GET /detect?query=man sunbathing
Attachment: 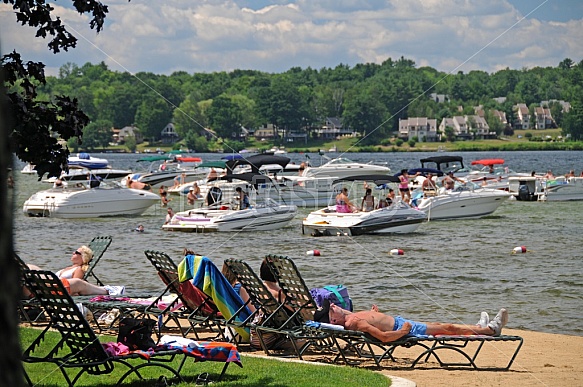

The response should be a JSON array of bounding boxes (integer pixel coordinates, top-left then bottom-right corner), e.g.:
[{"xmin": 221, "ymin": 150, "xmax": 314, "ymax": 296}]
[{"xmin": 316, "ymin": 300, "xmax": 508, "ymax": 343}]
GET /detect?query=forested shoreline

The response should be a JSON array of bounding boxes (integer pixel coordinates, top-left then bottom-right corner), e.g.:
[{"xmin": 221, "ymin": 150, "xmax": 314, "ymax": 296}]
[{"xmin": 35, "ymin": 57, "xmax": 583, "ymax": 152}]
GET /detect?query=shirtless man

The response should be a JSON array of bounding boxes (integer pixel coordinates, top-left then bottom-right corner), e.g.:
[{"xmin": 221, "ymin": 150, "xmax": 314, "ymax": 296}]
[{"xmin": 321, "ymin": 301, "xmax": 508, "ymax": 343}]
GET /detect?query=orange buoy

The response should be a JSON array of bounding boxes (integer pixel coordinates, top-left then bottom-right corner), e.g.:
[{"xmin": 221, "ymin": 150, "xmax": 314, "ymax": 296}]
[
  {"xmin": 389, "ymin": 249, "xmax": 404, "ymax": 256},
  {"xmin": 512, "ymin": 246, "xmax": 528, "ymax": 254},
  {"xmin": 306, "ymin": 249, "xmax": 321, "ymax": 256}
]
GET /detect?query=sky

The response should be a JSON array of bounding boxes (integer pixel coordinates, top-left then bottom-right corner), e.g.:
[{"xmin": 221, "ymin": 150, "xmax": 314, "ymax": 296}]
[{"xmin": 1, "ymin": 0, "xmax": 582, "ymax": 77}]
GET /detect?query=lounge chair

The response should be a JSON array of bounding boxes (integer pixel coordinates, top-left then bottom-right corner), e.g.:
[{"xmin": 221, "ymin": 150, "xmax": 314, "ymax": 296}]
[
  {"xmin": 266, "ymin": 254, "xmax": 524, "ymax": 370},
  {"xmin": 144, "ymin": 250, "xmax": 226, "ymax": 339},
  {"xmin": 223, "ymin": 258, "xmax": 329, "ymax": 357},
  {"xmin": 15, "ymin": 252, "xmax": 47, "ymax": 325},
  {"xmin": 21, "ymin": 269, "xmax": 242, "ymax": 386},
  {"xmin": 84, "ymin": 235, "xmax": 113, "ymax": 286}
]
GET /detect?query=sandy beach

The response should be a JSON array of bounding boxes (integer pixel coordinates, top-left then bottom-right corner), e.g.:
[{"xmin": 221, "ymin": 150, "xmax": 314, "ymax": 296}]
[{"xmin": 372, "ymin": 328, "xmax": 583, "ymax": 386}]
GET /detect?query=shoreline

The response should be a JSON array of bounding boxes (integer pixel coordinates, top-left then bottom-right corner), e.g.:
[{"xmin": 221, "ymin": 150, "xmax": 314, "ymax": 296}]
[{"xmin": 375, "ymin": 328, "xmax": 583, "ymax": 386}]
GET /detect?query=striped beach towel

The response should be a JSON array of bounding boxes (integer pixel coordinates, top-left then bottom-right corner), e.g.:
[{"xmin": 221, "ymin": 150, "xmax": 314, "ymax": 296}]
[{"xmin": 178, "ymin": 255, "xmax": 251, "ymax": 341}]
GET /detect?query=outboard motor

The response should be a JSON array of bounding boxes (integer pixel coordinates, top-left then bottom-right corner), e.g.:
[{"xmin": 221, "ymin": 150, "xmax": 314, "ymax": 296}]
[{"xmin": 518, "ymin": 184, "xmax": 531, "ymax": 201}]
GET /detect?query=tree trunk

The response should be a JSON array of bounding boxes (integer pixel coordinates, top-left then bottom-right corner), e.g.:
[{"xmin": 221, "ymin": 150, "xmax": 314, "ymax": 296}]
[{"xmin": 0, "ymin": 61, "xmax": 25, "ymax": 386}]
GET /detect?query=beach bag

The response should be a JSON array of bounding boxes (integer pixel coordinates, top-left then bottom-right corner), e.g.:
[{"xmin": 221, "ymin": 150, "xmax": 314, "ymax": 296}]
[
  {"xmin": 310, "ymin": 285, "xmax": 353, "ymax": 311},
  {"xmin": 117, "ymin": 317, "xmax": 157, "ymax": 351}
]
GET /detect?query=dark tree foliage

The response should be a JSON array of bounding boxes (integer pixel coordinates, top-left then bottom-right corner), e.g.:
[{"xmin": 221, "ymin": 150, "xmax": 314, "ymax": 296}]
[
  {"xmin": 3, "ymin": 51, "xmax": 89, "ymax": 178},
  {"xmin": 1, "ymin": 2, "xmax": 124, "ymax": 385},
  {"xmin": 2, "ymin": 0, "xmax": 130, "ymax": 178}
]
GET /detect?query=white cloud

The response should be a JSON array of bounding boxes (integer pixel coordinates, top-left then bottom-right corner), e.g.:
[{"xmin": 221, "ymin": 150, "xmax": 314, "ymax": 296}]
[{"xmin": 1, "ymin": 0, "xmax": 581, "ymax": 76}]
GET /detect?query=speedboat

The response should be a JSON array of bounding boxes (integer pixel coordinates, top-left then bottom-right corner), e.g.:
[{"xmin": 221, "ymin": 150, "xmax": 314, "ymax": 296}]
[
  {"xmin": 465, "ymin": 159, "xmax": 530, "ymax": 190},
  {"xmin": 162, "ymin": 198, "xmax": 297, "ymax": 232},
  {"xmin": 302, "ymin": 201, "xmax": 426, "ymax": 236},
  {"xmin": 21, "ymin": 163, "xmax": 37, "ymax": 174},
  {"xmin": 68, "ymin": 153, "xmax": 109, "ymax": 169},
  {"xmin": 22, "ymin": 181, "xmax": 159, "ymax": 218},
  {"xmin": 542, "ymin": 177, "xmax": 583, "ymax": 201},
  {"xmin": 43, "ymin": 167, "xmax": 132, "ymax": 183},
  {"xmin": 301, "ymin": 175, "xmax": 427, "ymax": 236},
  {"xmin": 197, "ymin": 154, "xmax": 336, "ymax": 208},
  {"xmin": 301, "ymin": 157, "xmax": 391, "ymax": 178},
  {"xmin": 508, "ymin": 176, "xmax": 583, "ymax": 201},
  {"xmin": 412, "ymin": 181, "xmax": 511, "ymax": 220},
  {"xmin": 128, "ymin": 155, "xmax": 206, "ymax": 187}
]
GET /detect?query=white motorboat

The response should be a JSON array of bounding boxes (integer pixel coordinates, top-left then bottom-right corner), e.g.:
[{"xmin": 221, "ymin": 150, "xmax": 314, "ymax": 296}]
[
  {"xmin": 301, "ymin": 175, "xmax": 427, "ymax": 236},
  {"xmin": 22, "ymin": 181, "xmax": 159, "ymax": 218},
  {"xmin": 302, "ymin": 201, "xmax": 426, "ymax": 236},
  {"xmin": 412, "ymin": 182, "xmax": 511, "ymax": 220},
  {"xmin": 508, "ymin": 176, "xmax": 583, "ymax": 201},
  {"xmin": 195, "ymin": 155, "xmax": 337, "ymax": 208},
  {"xmin": 542, "ymin": 177, "xmax": 583, "ymax": 201},
  {"xmin": 68, "ymin": 153, "xmax": 109, "ymax": 169},
  {"xmin": 301, "ymin": 157, "xmax": 391, "ymax": 178},
  {"xmin": 128, "ymin": 155, "xmax": 207, "ymax": 187},
  {"xmin": 201, "ymin": 171, "xmax": 338, "ymax": 208},
  {"xmin": 21, "ymin": 163, "xmax": 37, "ymax": 174},
  {"xmin": 43, "ymin": 167, "xmax": 132, "ymax": 183},
  {"xmin": 162, "ymin": 198, "xmax": 297, "ymax": 232}
]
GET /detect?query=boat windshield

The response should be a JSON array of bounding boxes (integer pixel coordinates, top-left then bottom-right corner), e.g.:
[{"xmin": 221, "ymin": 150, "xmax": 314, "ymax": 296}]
[{"xmin": 323, "ymin": 157, "xmax": 355, "ymax": 166}]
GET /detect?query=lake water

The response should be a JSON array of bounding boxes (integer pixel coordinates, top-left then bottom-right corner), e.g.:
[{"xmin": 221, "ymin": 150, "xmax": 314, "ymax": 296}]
[{"xmin": 11, "ymin": 151, "xmax": 583, "ymax": 336}]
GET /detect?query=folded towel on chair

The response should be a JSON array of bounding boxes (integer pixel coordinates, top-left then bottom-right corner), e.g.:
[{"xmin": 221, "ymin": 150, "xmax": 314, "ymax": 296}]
[{"xmin": 179, "ymin": 255, "xmax": 251, "ymax": 341}]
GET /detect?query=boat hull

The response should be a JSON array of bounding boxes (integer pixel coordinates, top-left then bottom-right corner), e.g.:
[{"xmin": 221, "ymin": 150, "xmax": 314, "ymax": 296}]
[
  {"xmin": 416, "ymin": 190, "xmax": 510, "ymax": 220},
  {"xmin": 302, "ymin": 205, "xmax": 426, "ymax": 236},
  {"xmin": 23, "ymin": 187, "xmax": 159, "ymax": 218},
  {"xmin": 134, "ymin": 170, "xmax": 208, "ymax": 188},
  {"xmin": 543, "ymin": 178, "xmax": 583, "ymax": 201},
  {"xmin": 163, "ymin": 204, "xmax": 297, "ymax": 232}
]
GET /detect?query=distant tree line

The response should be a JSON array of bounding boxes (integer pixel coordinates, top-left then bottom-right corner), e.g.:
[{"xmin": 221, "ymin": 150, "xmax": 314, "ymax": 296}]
[{"xmin": 34, "ymin": 57, "xmax": 583, "ymax": 150}]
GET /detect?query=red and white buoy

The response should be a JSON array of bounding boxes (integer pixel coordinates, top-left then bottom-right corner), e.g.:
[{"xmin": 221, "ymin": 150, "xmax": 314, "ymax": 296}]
[
  {"xmin": 389, "ymin": 249, "xmax": 405, "ymax": 256},
  {"xmin": 512, "ymin": 246, "xmax": 528, "ymax": 254},
  {"xmin": 306, "ymin": 249, "xmax": 321, "ymax": 256}
]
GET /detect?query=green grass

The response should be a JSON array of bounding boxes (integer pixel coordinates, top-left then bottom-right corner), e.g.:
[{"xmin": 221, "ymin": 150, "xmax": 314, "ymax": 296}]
[{"xmin": 20, "ymin": 327, "xmax": 390, "ymax": 386}]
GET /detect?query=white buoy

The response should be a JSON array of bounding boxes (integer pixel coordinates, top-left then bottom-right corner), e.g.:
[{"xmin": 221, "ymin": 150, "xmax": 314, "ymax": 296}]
[
  {"xmin": 306, "ymin": 249, "xmax": 321, "ymax": 256},
  {"xmin": 512, "ymin": 246, "xmax": 528, "ymax": 254},
  {"xmin": 389, "ymin": 249, "xmax": 404, "ymax": 256}
]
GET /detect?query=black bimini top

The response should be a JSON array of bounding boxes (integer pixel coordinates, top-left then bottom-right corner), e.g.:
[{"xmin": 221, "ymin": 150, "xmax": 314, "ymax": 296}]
[
  {"xmin": 420, "ymin": 156, "xmax": 464, "ymax": 171},
  {"xmin": 226, "ymin": 154, "xmax": 290, "ymax": 174},
  {"xmin": 334, "ymin": 174, "xmax": 400, "ymax": 186}
]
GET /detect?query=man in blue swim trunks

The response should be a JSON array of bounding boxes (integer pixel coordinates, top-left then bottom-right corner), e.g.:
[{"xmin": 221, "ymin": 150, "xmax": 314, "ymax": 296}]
[{"xmin": 320, "ymin": 301, "xmax": 508, "ymax": 343}]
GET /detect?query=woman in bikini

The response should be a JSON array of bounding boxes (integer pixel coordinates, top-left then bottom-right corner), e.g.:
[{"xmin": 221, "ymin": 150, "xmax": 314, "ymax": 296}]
[
  {"xmin": 361, "ymin": 188, "xmax": 375, "ymax": 211},
  {"xmin": 25, "ymin": 246, "xmax": 123, "ymax": 296},
  {"xmin": 398, "ymin": 169, "xmax": 412, "ymax": 204}
]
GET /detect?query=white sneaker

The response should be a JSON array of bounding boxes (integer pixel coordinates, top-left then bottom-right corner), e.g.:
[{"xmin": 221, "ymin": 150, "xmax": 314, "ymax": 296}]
[
  {"xmin": 476, "ymin": 311, "xmax": 489, "ymax": 328},
  {"xmin": 487, "ymin": 308, "xmax": 508, "ymax": 336},
  {"xmin": 104, "ymin": 285, "xmax": 125, "ymax": 296}
]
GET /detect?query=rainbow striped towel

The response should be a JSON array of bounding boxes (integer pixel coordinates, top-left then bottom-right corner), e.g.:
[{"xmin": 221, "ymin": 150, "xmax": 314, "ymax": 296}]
[{"xmin": 178, "ymin": 255, "xmax": 251, "ymax": 341}]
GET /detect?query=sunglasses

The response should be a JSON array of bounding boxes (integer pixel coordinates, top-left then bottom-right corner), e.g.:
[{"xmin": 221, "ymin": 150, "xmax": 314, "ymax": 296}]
[{"xmin": 73, "ymin": 250, "xmax": 82, "ymax": 255}]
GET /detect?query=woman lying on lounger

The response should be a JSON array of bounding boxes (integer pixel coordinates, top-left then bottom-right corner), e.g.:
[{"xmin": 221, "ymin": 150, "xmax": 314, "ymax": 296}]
[
  {"xmin": 316, "ymin": 301, "xmax": 508, "ymax": 343},
  {"xmin": 25, "ymin": 245, "xmax": 124, "ymax": 296}
]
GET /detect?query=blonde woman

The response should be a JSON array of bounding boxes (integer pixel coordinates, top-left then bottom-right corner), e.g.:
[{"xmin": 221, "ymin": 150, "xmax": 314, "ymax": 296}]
[
  {"xmin": 55, "ymin": 245, "xmax": 93, "ymax": 279},
  {"xmin": 26, "ymin": 246, "xmax": 124, "ymax": 296}
]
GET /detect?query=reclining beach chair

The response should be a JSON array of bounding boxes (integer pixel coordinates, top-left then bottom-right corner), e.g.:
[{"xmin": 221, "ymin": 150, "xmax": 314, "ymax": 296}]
[
  {"xmin": 21, "ymin": 269, "xmax": 242, "ymax": 386},
  {"xmin": 266, "ymin": 255, "xmax": 524, "ymax": 370},
  {"xmin": 84, "ymin": 235, "xmax": 113, "ymax": 286},
  {"xmin": 144, "ymin": 250, "xmax": 226, "ymax": 339},
  {"xmin": 223, "ymin": 258, "xmax": 327, "ymax": 357},
  {"xmin": 15, "ymin": 252, "xmax": 48, "ymax": 325}
]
